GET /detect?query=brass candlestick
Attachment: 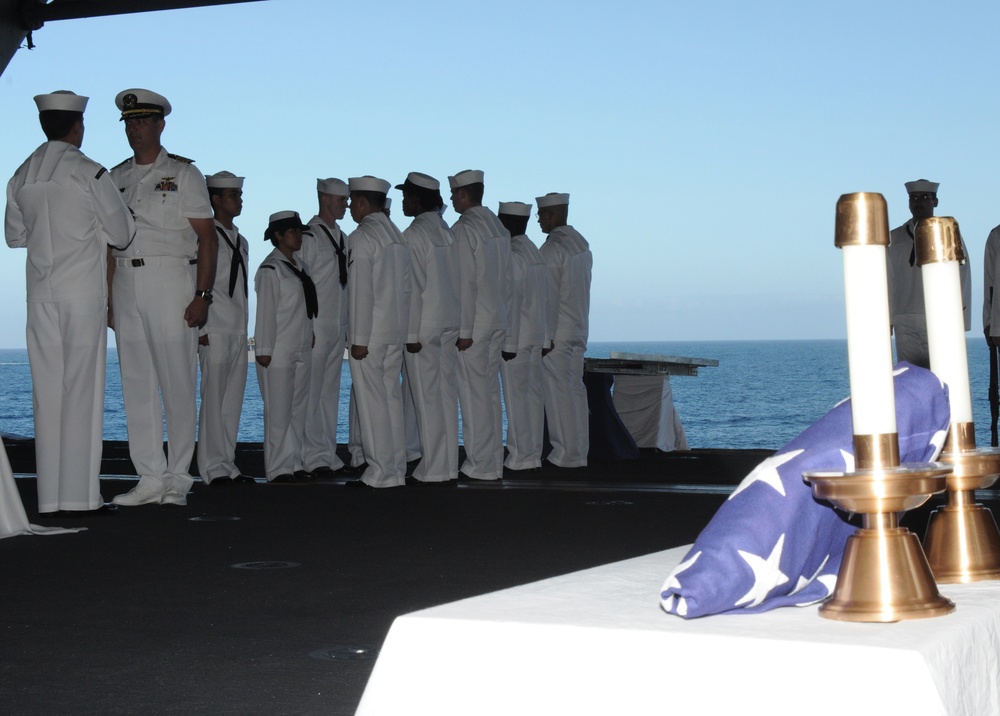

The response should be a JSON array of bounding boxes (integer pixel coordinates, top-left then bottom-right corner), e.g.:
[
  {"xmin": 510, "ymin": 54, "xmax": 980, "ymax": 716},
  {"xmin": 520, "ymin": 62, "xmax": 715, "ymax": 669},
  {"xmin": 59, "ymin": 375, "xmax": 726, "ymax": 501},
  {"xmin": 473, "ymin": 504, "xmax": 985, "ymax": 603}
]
[
  {"xmin": 805, "ymin": 434, "xmax": 954, "ymax": 622},
  {"xmin": 802, "ymin": 193, "xmax": 953, "ymax": 622},
  {"xmin": 913, "ymin": 217, "xmax": 1000, "ymax": 583},
  {"xmin": 922, "ymin": 425, "xmax": 1000, "ymax": 583}
]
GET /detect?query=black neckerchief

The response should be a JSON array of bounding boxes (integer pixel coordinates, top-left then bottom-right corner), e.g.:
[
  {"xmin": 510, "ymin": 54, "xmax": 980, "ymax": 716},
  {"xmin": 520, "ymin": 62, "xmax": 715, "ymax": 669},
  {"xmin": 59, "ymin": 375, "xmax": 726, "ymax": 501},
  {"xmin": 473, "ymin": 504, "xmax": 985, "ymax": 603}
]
[
  {"xmin": 906, "ymin": 221, "xmax": 917, "ymax": 267},
  {"xmin": 316, "ymin": 223, "xmax": 348, "ymax": 287},
  {"xmin": 281, "ymin": 261, "xmax": 319, "ymax": 319},
  {"xmin": 216, "ymin": 225, "xmax": 248, "ymax": 298}
]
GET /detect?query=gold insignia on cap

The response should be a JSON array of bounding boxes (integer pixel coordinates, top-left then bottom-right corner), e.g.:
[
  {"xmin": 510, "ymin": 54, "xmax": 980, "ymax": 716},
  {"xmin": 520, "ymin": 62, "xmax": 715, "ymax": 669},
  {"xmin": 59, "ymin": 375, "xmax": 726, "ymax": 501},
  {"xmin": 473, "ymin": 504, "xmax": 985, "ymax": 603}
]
[{"xmin": 123, "ymin": 93, "xmax": 137, "ymax": 110}]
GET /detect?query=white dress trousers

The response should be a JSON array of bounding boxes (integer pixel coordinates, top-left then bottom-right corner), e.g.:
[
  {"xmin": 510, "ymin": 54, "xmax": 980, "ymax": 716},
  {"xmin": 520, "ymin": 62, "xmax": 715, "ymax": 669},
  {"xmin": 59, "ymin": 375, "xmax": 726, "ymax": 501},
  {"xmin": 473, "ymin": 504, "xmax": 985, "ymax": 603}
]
[
  {"xmin": 113, "ymin": 260, "xmax": 198, "ymax": 493},
  {"xmin": 197, "ymin": 333, "xmax": 247, "ymax": 480},
  {"xmin": 542, "ymin": 339, "xmax": 589, "ymax": 467},
  {"xmin": 404, "ymin": 327, "xmax": 460, "ymax": 481},
  {"xmin": 501, "ymin": 345, "xmax": 545, "ymax": 470},
  {"xmin": 28, "ymin": 297, "xmax": 108, "ymax": 511},
  {"xmin": 457, "ymin": 329, "xmax": 505, "ymax": 479},
  {"xmin": 350, "ymin": 344, "xmax": 406, "ymax": 487}
]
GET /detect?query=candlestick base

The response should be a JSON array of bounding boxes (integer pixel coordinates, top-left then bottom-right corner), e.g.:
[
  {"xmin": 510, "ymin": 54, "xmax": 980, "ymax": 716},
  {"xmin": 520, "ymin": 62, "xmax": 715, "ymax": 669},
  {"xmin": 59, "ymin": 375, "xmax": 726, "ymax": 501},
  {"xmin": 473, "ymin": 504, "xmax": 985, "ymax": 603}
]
[
  {"xmin": 804, "ymin": 463, "xmax": 953, "ymax": 622},
  {"xmin": 820, "ymin": 527, "xmax": 955, "ymax": 622},
  {"xmin": 923, "ymin": 447, "xmax": 1000, "ymax": 584}
]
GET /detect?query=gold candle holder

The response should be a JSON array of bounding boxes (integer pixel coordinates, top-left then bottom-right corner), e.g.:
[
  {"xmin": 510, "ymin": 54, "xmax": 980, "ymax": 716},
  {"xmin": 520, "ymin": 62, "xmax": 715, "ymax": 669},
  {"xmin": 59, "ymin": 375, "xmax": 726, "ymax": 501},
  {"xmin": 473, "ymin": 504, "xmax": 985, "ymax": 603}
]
[
  {"xmin": 802, "ymin": 193, "xmax": 953, "ymax": 622},
  {"xmin": 805, "ymin": 434, "xmax": 954, "ymax": 622},
  {"xmin": 922, "ymin": 425, "xmax": 1000, "ymax": 583},
  {"xmin": 915, "ymin": 217, "xmax": 1000, "ymax": 583}
]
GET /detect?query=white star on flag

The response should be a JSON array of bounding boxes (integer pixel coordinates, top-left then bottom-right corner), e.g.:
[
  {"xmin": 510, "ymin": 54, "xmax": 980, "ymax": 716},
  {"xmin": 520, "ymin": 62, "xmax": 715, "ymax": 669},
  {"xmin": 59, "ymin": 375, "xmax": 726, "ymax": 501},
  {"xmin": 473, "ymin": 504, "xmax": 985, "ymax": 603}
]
[
  {"xmin": 728, "ymin": 450, "xmax": 803, "ymax": 500},
  {"xmin": 735, "ymin": 534, "xmax": 789, "ymax": 608}
]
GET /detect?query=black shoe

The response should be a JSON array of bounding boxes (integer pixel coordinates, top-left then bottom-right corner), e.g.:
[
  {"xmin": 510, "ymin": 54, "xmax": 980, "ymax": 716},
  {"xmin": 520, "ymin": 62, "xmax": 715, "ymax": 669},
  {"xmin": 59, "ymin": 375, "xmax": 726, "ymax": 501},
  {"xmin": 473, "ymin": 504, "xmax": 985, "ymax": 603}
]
[
  {"xmin": 294, "ymin": 470, "xmax": 316, "ymax": 482},
  {"xmin": 41, "ymin": 503, "xmax": 120, "ymax": 518},
  {"xmin": 338, "ymin": 462, "xmax": 368, "ymax": 476},
  {"xmin": 271, "ymin": 474, "xmax": 296, "ymax": 484},
  {"xmin": 207, "ymin": 476, "xmax": 233, "ymax": 486},
  {"xmin": 311, "ymin": 466, "xmax": 337, "ymax": 479},
  {"xmin": 233, "ymin": 475, "xmax": 256, "ymax": 485},
  {"xmin": 343, "ymin": 479, "xmax": 375, "ymax": 490}
]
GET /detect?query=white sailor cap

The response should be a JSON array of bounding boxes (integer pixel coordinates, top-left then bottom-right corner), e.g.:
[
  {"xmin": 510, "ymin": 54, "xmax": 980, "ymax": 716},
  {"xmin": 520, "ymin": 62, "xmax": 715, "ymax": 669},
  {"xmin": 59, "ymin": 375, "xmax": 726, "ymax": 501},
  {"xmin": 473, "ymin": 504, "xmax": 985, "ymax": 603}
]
[
  {"xmin": 115, "ymin": 88, "xmax": 171, "ymax": 120},
  {"xmin": 498, "ymin": 201, "xmax": 532, "ymax": 217},
  {"xmin": 395, "ymin": 172, "xmax": 440, "ymax": 192},
  {"xmin": 206, "ymin": 171, "xmax": 244, "ymax": 189},
  {"xmin": 383, "ymin": 197, "xmax": 392, "ymax": 209},
  {"xmin": 34, "ymin": 90, "xmax": 88, "ymax": 113},
  {"xmin": 264, "ymin": 210, "xmax": 309, "ymax": 240},
  {"xmin": 348, "ymin": 176, "xmax": 391, "ymax": 195},
  {"xmin": 317, "ymin": 177, "xmax": 349, "ymax": 196},
  {"xmin": 448, "ymin": 169, "xmax": 485, "ymax": 189},
  {"xmin": 536, "ymin": 192, "xmax": 570, "ymax": 208},
  {"xmin": 904, "ymin": 179, "xmax": 939, "ymax": 195}
]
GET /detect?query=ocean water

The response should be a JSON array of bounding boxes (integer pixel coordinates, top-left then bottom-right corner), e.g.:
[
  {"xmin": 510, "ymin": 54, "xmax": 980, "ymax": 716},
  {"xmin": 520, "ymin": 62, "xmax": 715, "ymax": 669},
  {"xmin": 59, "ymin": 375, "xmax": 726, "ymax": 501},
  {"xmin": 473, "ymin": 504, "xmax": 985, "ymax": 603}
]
[{"xmin": 0, "ymin": 339, "xmax": 994, "ymax": 451}]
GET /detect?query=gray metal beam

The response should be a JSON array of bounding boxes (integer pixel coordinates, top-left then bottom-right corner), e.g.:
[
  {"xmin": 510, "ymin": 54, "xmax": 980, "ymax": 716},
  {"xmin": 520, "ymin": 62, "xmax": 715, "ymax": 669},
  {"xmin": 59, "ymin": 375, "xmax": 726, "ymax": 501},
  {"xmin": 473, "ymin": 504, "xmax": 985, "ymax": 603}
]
[{"xmin": 0, "ymin": 0, "xmax": 268, "ymax": 77}]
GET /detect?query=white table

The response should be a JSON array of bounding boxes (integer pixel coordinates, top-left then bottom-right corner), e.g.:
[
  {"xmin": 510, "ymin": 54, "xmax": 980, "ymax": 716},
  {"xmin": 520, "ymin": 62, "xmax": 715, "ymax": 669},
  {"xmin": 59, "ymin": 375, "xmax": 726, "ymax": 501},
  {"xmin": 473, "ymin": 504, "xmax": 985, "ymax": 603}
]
[{"xmin": 356, "ymin": 545, "xmax": 1000, "ymax": 715}]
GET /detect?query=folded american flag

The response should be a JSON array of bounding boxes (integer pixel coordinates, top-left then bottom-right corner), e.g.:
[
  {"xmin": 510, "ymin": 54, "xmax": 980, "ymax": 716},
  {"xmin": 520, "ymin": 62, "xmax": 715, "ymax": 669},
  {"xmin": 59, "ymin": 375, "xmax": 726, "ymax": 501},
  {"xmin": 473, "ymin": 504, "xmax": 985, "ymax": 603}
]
[{"xmin": 660, "ymin": 363, "xmax": 950, "ymax": 618}]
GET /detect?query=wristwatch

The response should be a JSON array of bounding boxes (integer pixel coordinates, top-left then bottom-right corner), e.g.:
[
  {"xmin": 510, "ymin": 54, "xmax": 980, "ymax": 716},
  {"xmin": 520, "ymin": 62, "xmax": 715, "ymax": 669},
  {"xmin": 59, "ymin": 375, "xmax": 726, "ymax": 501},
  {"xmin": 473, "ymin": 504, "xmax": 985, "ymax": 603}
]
[{"xmin": 195, "ymin": 289, "xmax": 214, "ymax": 304}]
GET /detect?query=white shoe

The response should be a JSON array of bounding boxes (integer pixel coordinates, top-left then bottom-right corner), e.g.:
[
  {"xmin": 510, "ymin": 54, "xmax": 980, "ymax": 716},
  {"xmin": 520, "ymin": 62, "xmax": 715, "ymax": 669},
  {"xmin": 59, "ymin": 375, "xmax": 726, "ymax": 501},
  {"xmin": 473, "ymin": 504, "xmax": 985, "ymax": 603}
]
[
  {"xmin": 159, "ymin": 487, "xmax": 188, "ymax": 507},
  {"xmin": 112, "ymin": 482, "xmax": 163, "ymax": 506}
]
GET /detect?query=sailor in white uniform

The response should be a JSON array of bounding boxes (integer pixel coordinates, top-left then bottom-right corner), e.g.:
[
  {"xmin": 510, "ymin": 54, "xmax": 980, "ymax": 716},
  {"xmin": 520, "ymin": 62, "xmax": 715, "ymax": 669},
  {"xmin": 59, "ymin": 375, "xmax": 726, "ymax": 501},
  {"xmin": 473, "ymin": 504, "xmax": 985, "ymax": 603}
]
[
  {"xmin": 537, "ymin": 192, "xmax": 592, "ymax": 468},
  {"xmin": 197, "ymin": 171, "xmax": 251, "ymax": 485},
  {"xmin": 346, "ymin": 176, "xmax": 411, "ymax": 488},
  {"xmin": 108, "ymin": 89, "xmax": 218, "ymax": 508},
  {"xmin": 887, "ymin": 179, "xmax": 971, "ymax": 368},
  {"xmin": 5, "ymin": 90, "xmax": 135, "ymax": 514},
  {"xmin": 254, "ymin": 211, "xmax": 317, "ymax": 482},
  {"xmin": 497, "ymin": 201, "xmax": 549, "ymax": 471},
  {"xmin": 299, "ymin": 178, "xmax": 351, "ymax": 478},
  {"xmin": 449, "ymin": 169, "xmax": 514, "ymax": 480},
  {"xmin": 398, "ymin": 172, "xmax": 461, "ymax": 483}
]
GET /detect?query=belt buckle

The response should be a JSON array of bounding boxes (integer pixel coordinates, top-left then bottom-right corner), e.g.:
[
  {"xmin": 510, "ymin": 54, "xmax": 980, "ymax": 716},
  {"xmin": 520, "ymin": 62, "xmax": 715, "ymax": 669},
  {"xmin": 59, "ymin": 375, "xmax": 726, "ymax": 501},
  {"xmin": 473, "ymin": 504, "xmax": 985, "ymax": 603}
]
[{"xmin": 130, "ymin": 259, "xmax": 145, "ymax": 267}]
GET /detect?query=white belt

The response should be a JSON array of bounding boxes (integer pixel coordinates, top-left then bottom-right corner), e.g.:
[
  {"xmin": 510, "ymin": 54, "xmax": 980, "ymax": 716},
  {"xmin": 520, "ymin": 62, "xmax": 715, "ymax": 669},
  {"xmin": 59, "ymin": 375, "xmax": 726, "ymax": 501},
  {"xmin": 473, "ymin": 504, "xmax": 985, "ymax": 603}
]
[{"xmin": 115, "ymin": 256, "xmax": 197, "ymax": 268}]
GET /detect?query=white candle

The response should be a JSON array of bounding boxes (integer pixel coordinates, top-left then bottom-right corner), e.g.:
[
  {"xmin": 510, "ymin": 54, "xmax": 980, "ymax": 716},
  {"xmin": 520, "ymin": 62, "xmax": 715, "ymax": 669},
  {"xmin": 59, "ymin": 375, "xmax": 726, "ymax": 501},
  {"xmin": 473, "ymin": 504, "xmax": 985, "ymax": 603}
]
[
  {"xmin": 842, "ymin": 244, "xmax": 897, "ymax": 436},
  {"xmin": 922, "ymin": 259, "xmax": 973, "ymax": 423}
]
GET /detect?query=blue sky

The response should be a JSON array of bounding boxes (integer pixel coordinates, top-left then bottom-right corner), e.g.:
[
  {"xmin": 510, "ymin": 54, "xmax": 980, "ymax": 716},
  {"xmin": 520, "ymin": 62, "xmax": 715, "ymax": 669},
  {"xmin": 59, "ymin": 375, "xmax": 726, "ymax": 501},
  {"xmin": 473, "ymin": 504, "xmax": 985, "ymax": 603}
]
[{"xmin": 1, "ymin": 0, "xmax": 998, "ymax": 347}]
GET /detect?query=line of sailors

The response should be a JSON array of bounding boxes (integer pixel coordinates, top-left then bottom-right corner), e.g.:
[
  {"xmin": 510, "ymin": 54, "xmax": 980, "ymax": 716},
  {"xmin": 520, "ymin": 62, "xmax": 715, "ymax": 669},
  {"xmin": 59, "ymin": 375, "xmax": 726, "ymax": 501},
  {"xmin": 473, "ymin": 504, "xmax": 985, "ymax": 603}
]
[{"xmin": 202, "ymin": 170, "xmax": 594, "ymax": 488}]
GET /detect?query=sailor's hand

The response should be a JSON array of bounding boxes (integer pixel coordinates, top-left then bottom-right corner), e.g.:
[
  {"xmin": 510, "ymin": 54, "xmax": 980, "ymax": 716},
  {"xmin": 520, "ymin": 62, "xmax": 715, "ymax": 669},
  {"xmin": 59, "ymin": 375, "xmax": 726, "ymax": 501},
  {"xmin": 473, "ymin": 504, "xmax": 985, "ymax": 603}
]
[
  {"xmin": 351, "ymin": 344, "xmax": 369, "ymax": 360},
  {"xmin": 456, "ymin": 337, "xmax": 473, "ymax": 351},
  {"xmin": 256, "ymin": 355, "xmax": 271, "ymax": 368},
  {"xmin": 184, "ymin": 298, "xmax": 208, "ymax": 328},
  {"xmin": 199, "ymin": 335, "xmax": 209, "ymax": 347},
  {"xmin": 406, "ymin": 342, "xmax": 422, "ymax": 353},
  {"xmin": 502, "ymin": 351, "xmax": 517, "ymax": 362}
]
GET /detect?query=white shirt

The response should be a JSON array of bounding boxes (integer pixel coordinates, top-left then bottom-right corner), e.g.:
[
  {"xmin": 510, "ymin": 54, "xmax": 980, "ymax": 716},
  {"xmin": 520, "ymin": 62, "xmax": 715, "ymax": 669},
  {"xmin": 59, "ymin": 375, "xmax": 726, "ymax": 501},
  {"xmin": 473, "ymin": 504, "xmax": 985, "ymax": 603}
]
[
  {"xmin": 452, "ymin": 205, "xmax": 513, "ymax": 348},
  {"xmin": 300, "ymin": 216, "xmax": 348, "ymax": 328},
  {"xmin": 347, "ymin": 212, "xmax": 411, "ymax": 347},
  {"xmin": 254, "ymin": 248, "xmax": 313, "ymax": 356},
  {"xmin": 403, "ymin": 211, "xmax": 460, "ymax": 338},
  {"xmin": 509, "ymin": 234, "xmax": 549, "ymax": 350},
  {"xmin": 6, "ymin": 140, "xmax": 134, "ymax": 302},
  {"xmin": 203, "ymin": 220, "xmax": 249, "ymax": 336},
  {"xmin": 111, "ymin": 147, "xmax": 212, "ymax": 260},
  {"xmin": 540, "ymin": 225, "xmax": 592, "ymax": 343}
]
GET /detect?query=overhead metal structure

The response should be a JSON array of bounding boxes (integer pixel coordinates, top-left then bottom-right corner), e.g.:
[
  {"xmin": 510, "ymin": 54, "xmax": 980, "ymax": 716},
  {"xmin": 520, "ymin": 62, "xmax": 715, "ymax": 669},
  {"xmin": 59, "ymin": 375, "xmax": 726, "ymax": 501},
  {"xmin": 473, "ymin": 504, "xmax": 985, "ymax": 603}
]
[{"xmin": 0, "ymin": 0, "xmax": 267, "ymax": 76}]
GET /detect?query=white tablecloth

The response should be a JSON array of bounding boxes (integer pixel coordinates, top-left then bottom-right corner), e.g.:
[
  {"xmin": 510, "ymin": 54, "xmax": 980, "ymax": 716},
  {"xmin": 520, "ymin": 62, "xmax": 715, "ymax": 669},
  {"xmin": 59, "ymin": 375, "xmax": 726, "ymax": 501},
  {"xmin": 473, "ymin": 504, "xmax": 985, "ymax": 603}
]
[
  {"xmin": 612, "ymin": 375, "xmax": 688, "ymax": 451},
  {"xmin": 356, "ymin": 545, "xmax": 1000, "ymax": 715}
]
